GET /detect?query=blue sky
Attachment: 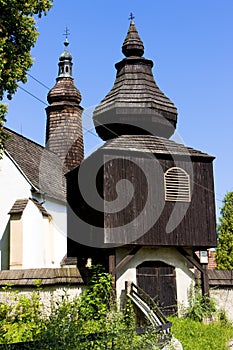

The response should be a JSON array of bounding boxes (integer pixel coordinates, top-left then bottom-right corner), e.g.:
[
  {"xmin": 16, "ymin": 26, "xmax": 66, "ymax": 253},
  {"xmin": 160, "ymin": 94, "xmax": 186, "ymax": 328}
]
[{"xmin": 4, "ymin": 0, "xmax": 233, "ymax": 217}]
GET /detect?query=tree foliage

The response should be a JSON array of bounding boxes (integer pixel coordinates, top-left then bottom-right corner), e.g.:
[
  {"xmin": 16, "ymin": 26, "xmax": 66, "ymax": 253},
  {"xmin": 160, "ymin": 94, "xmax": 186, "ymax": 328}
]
[
  {"xmin": 215, "ymin": 191, "xmax": 233, "ymax": 270},
  {"xmin": 0, "ymin": 0, "xmax": 53, "ymax": 156},
  {"xmin": 0, "ymin": 104, "xmax": 8, "ymax": 155},
  {"xmin": 78, "ymin": 264, "xmax": 113, "ymax": 321}
]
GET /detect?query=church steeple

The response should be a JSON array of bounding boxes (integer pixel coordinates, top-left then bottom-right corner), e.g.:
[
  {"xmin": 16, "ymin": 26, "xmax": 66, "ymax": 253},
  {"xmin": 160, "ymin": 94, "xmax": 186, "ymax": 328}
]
[
  {"xmin": 93, "ymin": 17, "xmax": 177, "ymax": 140},
  {"xmin": 57, "ymin": 37, "xmax": 73, "ymax": 78},
  {"xmin": 122, "ymin": 15, "xmax": 144, "ymax": 57},
  {"xmin": 45, "ymin": 33, "xmax": 84, "ymax": 172}
]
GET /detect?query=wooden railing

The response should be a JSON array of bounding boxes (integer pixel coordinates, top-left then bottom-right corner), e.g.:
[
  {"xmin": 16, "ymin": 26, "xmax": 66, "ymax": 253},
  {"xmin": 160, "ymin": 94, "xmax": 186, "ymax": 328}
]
[{"xmin": 126, "ymin": 281, "xmax": 172, "ymax": 336}]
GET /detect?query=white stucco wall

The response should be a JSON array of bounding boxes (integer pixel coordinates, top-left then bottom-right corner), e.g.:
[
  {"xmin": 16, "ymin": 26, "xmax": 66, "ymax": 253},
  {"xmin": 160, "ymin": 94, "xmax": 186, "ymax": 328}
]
[
  {"xmin": 210, "ymin": 287, "xmax": 233, "ymax": 322},
  {"xmin": 0, "ymin": 154, "xmax": 31, "ymax": 236},
  {"xmin": 22, "ymin": 200, "xmax": 48, "ymax": 268},
  {"xmin": 0, "ymin": 153, "xmax": 67, "ymax": 270},
  {"xmin": 21, "ymin": 198, "xmax": 67, "ymax": 269},
  {"xmin": 0, "ymin": 154, "xmax": 32, "ymax": 269},
  {"xmin": 116, "ymin": 246, "xmax": 194, "ymax": 314},
  {"xmin": 43, "ymin": 198, "xmax": 67, "ymax": 267}
]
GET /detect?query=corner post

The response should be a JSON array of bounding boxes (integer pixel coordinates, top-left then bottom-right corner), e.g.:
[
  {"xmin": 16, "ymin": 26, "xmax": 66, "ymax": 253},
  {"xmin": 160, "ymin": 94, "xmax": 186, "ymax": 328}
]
[{"xmin": 201, "ymin": 264, "xmax": 210, "ymax": 297}]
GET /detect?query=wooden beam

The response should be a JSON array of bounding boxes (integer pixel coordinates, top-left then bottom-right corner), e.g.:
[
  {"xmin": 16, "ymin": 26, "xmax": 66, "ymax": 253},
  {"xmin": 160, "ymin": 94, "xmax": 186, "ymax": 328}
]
[
  {"xmin": 177, "ymin": 247, "xmax": 205, "ymax": 273},
  {"xmin": 108, "ymin": 250, "xmax": 116, "ymax": 289},
  {"xmin": 177, "ymin": 247, "xmax": 209, "ymax": 296},
  {"xmin": 201, "ymin": 264, "xmax": 210, "ymax": 297},
  {"xmin": 111, "ymin": 246, "xmax": 141, "ymax": 276},
  {"xmin": 108, "ymin": 250, "xmax": 116, "ymax": 274}
]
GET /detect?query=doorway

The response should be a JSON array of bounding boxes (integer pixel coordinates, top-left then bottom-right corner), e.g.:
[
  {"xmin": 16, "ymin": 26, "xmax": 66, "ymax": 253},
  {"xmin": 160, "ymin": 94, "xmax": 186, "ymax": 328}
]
[{"xmin": 136, "ymin": 260, "xmax": 177, "ymax": 315}]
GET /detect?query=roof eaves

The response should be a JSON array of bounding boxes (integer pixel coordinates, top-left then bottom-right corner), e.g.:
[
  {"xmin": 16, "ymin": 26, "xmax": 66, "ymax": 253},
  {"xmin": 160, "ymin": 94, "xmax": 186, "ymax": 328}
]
[{"xmin": 5, "ymin": 150, "xmax": 39, "ymax": 192}]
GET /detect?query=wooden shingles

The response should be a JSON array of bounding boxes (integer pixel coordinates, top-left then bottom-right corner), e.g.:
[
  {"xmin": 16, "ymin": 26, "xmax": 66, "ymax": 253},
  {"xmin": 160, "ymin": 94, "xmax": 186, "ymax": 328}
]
[
  {"xmin": 4, "ymin": 127, "xmax": 66, "ymax": 201},
  {"xmin": 0, "ymin": 268, "xmax": 83, "ymax": 287},
  {"xmin": 8, "ymin": 199, "xmax": 28, "ymax": 215},
  {"xmin": 9, "ymin": 198, "xmax": 50, "ymax": 217},
  {"xmin": 208, "ymin": 270, "xmax": 233, "ymax": 286},
  {"xmin": 94, "ymin": 59, "xmax": 177, "ymax": 116},
  {"xmin": 101, "ymin": 135, "xmax": 214, "ymax": 159},
  {"xmin": 93, "ymin": 21, "xmax": 177, "ymax": 140}
]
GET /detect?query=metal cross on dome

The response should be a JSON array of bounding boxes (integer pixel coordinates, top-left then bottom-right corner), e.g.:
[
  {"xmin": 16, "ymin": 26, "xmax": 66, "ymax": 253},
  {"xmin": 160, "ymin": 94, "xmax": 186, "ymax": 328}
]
[
  {"xmin": 63, "ymin": 27, "xmax": 70, "ymax": 47},
  {"xmin": 129, "ymin": 12, "xmax": 135, "ymax": 22},
  {"xmin": 63, "ymin": 27, "xmax": 70, "ymax": 40}
]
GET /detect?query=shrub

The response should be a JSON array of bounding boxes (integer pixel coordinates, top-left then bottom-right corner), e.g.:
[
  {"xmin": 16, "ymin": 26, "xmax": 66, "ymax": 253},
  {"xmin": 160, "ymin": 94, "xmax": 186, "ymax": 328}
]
[
  {"xmin": 78, "ymin": 264, "xmax": 112, "ymax": 321},
  {"xmin": 184, "ymin": 286, "xmax": 216, "ymax": 322},
  {"xmin": 0, "ymin": 288, "xmax": 44, "ymax": 344},
  {"xmin": 0, "ymin": 266, "xmax": 160, "ymax": 349}
]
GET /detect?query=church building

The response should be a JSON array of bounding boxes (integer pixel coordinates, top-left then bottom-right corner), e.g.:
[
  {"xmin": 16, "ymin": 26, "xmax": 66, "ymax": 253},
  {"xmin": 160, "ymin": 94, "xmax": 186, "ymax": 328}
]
[
  {"xmin": 0, "ymin": 18, "xmax": 217, "ymax": 314},
  {"xmin": 66, "ymin": 19, "xmax": 217, "ymax": 314}
]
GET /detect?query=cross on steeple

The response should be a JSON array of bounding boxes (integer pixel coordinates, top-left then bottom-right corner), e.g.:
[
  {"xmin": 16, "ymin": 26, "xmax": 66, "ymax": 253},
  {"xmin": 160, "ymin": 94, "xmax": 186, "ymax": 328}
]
[
  {"xmin": 128, "ymin": 12, "xmax": 135, "ymax": 22},
  {"xmin": 63, "ymin": 27, "xmax": 70, "ymax": 47}
]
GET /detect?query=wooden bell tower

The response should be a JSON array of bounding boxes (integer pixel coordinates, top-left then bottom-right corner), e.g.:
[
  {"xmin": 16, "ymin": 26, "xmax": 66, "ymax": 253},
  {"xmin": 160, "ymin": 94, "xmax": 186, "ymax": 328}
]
[{"xmin": 66, "ymin": 19, "xmax": 217, "ymax": 310}]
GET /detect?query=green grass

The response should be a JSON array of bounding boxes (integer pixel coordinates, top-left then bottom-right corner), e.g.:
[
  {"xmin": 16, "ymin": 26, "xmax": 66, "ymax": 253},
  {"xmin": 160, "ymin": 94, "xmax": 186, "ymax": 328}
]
[{"xmin": 169, "ymin": 317, "xmax": 233, "ymax": 350}]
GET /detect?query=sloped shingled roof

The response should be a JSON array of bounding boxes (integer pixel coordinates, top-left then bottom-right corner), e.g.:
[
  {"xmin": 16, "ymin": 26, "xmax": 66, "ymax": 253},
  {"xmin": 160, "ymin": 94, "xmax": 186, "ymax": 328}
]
[
  {"xmin": 93, "ymin": 20, "xmax": 177, "ymax": 140},
  {"xmin": 101, "ymin": 135, "xmax": 214, "ymax": 159},
  {"xmin": 0, "ymin": 268, "xmax": 83, "ymax": 286},
  {"xmin": 4, "ymin": 128, "xmax": 66, "ymax": 201},
  {"xmin": 196, "ymin": 270, "xmax": 233, "ymax": 286},
  {"xmin": 8, "ymin": 199, "xmax": 28, "ymax": 215},
  {"xmin": 9, "ymin": 198, "xmax": 50, "ymax": 217},
  {"xmin": 94, "ymin": 60, "xmax": 177, "ymax": 116}
]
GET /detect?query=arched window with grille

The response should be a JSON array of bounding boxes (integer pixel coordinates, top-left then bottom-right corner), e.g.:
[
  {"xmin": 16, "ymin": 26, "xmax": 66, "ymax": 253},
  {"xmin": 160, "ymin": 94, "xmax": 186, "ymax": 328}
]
[{"xmin": 164, "ymin": 167, "xmax": 191, "ymax": 202}]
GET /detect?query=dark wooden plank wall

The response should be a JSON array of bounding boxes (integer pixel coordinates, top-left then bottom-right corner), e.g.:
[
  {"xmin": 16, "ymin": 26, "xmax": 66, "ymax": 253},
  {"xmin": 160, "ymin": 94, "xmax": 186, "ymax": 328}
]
[
  {"xmin": 66, "ymin": 150, "xmax": 217, "ymax": 255},
  {"xmin": 66, "ymin": 155, "xmax": 105, "ymax": 259},
  {"xmin": 103, "ymin": 154, "xmax": 217, "ymax": 248}
]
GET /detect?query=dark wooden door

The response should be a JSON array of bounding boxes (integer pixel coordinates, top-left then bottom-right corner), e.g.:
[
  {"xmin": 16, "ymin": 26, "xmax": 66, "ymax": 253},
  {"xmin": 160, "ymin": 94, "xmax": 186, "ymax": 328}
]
[{"xmin": 136, "ymin": 261, "xmax": 177, "ymax": 315}]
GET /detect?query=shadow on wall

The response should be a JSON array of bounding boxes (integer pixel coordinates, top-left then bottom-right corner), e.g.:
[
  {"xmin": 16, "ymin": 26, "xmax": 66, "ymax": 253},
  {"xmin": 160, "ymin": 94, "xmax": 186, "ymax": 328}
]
[{"xmin": 0, "ymin": 220, "xmax": 10, "ymax": 270}]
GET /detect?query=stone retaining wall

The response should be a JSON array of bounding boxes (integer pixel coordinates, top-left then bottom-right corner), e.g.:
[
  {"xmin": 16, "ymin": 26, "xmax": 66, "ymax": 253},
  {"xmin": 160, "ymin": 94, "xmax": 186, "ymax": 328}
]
[
  {"xmin": 0, "ymin": 284, "xmax": 85, "ymax": 316},
  {"xmin": 210, "ymin": 287, "xmax": 233, "ymax": 322}
]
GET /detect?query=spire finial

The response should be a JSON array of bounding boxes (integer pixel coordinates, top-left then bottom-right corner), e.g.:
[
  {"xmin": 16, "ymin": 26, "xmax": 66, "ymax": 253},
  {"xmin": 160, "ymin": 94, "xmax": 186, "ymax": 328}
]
[
  {"xmin": 58, "ymin": 27, "xmax": 73, "ymax": 78},
  {"xmin": 122, "ymin": 14, "xmax": 144, "ymax": 57},
  {"xmin": 63, "ymin": 27, "xmax": 70, "ymax": 47},
  {"xmin": 128, "ymin": 12, "xmax": 135, "ymax": 23}
]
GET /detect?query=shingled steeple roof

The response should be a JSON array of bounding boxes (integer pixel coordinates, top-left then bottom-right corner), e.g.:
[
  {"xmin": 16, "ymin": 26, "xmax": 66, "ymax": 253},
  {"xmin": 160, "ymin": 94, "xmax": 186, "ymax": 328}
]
[
  {"xmin": 122, "ymin": 18, "xmax": 144, "ymax": 57},
  {"xmin": 46, "ymin": 34, "xmax": 84, "ymax": 172},
  {"xmin": 47, "ymin": 38, "xmax": 82, "ymax": 105},
  {"xmin": 93, "ymin": 19, "xmax": 177, "ymax": 140}
]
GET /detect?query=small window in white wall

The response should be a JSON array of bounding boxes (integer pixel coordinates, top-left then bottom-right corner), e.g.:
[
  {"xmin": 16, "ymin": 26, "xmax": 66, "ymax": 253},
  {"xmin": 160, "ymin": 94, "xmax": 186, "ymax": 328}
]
[{"xmin": 164, "ymin": 167, "xmax": 191, "ymax": 202}]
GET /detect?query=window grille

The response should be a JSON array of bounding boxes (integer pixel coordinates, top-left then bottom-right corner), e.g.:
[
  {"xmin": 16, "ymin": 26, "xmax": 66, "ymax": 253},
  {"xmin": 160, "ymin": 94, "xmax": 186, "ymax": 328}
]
[{"xmin": 164, "ymin": 167, "xmax": 191, "ymax": 202}]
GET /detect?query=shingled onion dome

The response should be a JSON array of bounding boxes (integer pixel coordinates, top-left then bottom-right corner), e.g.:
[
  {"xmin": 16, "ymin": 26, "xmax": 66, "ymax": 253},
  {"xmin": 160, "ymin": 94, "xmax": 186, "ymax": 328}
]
[
  {"xmin": 47, "ymin": 38, "xmax": 82, "ymax": 105},
  {"xmin": 93, "ymin": 20, "xmax": 178, "ymax": 140}
]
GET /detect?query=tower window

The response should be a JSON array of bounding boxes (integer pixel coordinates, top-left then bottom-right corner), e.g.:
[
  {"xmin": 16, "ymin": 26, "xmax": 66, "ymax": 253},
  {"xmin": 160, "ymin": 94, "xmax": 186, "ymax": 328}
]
[{"xmin": 164, "ymin": 167, "xmax": 191, "ymax": 202}]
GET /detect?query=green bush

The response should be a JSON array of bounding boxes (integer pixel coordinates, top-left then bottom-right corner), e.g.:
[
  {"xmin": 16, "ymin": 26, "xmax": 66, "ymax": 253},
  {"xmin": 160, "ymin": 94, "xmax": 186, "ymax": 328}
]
[
  {"xmin": 184, "ymin": 286, "xmax": 216, "ymax": 322},
  {"xmin": 0, "ymin": 285, "xmax": 44, "ymax": 344},
  {"xmin": 38, "ymin": 265, "xmax": 159, "ymax": 349},
  {"xmin": 0, "ymin": 266, "xmax": 160, "ymax": 349},
  {"xmin": 1, "ymin": 270, "xmax": 233, "ymax": 349},
  {"xmin": 78, "ymin": 264, "xmax": 113, "ymax": 321}
]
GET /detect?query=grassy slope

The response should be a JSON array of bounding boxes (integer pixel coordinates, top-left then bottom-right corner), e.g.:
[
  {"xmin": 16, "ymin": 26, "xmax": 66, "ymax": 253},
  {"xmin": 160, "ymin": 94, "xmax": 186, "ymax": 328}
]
[{"xmin": 169, "ymin": 317, "xmax": 233, "ymax": 350}]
